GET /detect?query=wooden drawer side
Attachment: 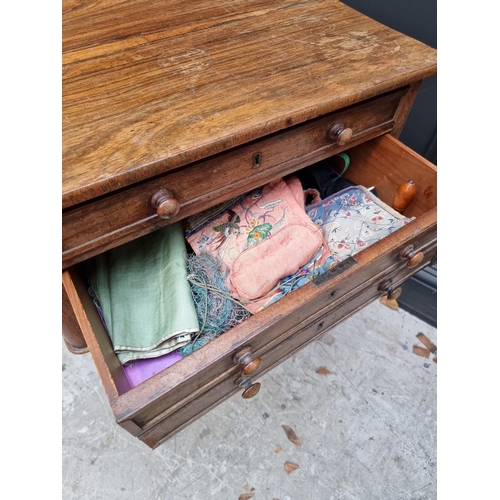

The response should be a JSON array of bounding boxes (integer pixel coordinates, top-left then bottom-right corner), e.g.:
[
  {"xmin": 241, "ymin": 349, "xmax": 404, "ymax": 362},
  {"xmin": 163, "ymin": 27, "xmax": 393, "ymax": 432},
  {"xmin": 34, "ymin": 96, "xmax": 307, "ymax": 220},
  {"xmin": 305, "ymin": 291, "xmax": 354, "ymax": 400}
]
[
  {"xmin": 62, "ymin": 268, "xmax": 131, "ymax": 400},
  {"xmin": 345, "ymin": 134, "xmax": 437, "ymax": 218}
]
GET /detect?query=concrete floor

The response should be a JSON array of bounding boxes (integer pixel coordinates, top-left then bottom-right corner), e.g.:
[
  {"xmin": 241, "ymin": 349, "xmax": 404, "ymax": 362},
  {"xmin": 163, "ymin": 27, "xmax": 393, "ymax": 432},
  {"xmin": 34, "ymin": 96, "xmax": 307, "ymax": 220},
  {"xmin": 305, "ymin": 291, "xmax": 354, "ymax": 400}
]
[{"xmin": 62, "ymin": 299, "xmax": 437, "ymax": 500}]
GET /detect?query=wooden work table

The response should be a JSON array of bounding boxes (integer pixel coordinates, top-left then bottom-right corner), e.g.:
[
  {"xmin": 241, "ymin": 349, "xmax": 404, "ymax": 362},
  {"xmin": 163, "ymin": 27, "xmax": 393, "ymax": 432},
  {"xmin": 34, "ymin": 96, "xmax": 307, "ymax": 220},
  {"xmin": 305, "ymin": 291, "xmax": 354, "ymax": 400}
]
[{"xmin": 63, "ymin": 0, "xmax": 437, "ymax": 448}]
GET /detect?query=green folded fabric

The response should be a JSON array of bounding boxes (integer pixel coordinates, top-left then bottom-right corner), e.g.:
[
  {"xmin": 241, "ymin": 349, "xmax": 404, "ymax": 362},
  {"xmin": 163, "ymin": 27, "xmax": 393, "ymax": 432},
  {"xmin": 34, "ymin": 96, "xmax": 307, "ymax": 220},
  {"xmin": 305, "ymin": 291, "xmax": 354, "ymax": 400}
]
[{"xmin": 92, "ymin": 222, "xmax": 200, "ymax": 364}]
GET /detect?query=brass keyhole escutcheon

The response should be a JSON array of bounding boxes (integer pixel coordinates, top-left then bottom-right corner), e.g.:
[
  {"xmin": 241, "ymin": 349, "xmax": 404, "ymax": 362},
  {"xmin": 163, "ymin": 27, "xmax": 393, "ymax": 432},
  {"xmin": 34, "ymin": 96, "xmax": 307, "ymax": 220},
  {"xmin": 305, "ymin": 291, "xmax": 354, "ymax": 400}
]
[{"xmin": 253, "ymin": 152, "xmax": 262, "ymax": 168}]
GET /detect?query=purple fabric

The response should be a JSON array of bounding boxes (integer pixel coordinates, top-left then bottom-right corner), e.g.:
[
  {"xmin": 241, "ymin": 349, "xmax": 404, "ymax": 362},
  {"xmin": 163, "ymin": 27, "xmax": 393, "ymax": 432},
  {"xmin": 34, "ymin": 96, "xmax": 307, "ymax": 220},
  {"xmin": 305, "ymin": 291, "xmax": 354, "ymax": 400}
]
[{"xmin": 123, "ymin": 351, "xmax": 182, "ymax": 388}]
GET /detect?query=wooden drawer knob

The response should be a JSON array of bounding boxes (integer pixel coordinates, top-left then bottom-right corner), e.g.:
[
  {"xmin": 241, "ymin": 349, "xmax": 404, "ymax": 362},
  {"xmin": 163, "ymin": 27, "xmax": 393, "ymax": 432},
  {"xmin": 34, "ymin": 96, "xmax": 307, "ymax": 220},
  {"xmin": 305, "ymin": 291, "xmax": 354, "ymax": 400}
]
[
  {"xmin": 329, "ymin": 124, "xmax": 353, "ymax": 146},
  {"xmin": 150, "ymin": 189, "xmax": 180, "ymax": 219},
  {"xmin": 233, "ymin": 346, "xmax": 262, "ymax": 376},
  {"xmin": 242, "ymin": 382, "xmax": 261, "ymax": 399},
  {"xmin": 378, "ymin": 280, "xmax": 402, "ymax": 301},
  {"xmin": 399, "ymin": 245, "xmax": 424, "ymax": 268},
  {"xmin": 236, "ymin": 376, "xmax": 261, "ymax": 399},
  {"xmin": 393, "ymin": 180, "xmax": 417, "ymax": 213},
  {"xmin": 241, "ymin": 358, "xmax": 262, "ymax": 376}
]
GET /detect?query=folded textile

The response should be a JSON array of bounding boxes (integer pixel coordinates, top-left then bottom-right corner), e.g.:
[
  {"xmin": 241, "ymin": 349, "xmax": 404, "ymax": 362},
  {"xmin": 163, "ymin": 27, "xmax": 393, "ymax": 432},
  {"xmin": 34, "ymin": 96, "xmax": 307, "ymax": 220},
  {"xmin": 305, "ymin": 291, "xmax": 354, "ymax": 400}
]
[
  {"xmin": 123, "ymin": 351, "xmax": 183, "ymax": 388},
  {"xmin": 295, "ymin": 153, "xmax": 356, "ymax": 204},
  {"xmin": 186, "ymin": 177, "xmax": 333, "ymax": 312},
  {"xmin": 306, "ymin": 185, "xmax": 413, "ymax": 265},
  {"xmin": 91, "ymin": 222, "xmax": 200, "ymax": 364},
  {"xmin": 183, "ymin": 195, "xmax": 244, "ymax": 238}
]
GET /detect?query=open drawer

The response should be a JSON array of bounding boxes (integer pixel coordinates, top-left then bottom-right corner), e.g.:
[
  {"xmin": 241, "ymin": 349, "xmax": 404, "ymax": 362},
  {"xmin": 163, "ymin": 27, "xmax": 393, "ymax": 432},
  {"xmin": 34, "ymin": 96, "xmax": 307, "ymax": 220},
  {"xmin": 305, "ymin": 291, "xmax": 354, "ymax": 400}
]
[{"xmin": 62, "ymin": 134, "xmax": 437, "ymax": 449}]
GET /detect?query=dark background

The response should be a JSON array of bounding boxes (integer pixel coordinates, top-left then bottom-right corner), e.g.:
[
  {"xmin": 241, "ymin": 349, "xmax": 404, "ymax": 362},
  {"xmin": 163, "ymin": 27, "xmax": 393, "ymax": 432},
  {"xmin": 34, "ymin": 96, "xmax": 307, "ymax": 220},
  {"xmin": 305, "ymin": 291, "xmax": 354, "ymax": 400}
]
[{"xmin": 343, "ymin": 0, "xmax": 437, "ymax": 327}]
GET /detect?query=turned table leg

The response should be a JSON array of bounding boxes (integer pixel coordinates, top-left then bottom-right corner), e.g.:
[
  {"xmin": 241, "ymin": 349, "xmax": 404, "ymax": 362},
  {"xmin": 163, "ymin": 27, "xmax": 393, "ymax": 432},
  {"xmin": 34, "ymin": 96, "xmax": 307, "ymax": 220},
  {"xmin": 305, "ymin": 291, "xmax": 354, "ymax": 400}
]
[{"xmin": 62, "ymin": 280, "xmax": 89, "ymax": 354}]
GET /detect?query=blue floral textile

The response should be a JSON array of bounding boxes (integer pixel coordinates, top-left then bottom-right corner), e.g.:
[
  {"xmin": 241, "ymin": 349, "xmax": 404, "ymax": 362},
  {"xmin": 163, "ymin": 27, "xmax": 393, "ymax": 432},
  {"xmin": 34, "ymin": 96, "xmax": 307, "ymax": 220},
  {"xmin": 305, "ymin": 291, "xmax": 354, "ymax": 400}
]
[{"xmin": 306, "ymin": 186, "xmax": 413, "ymax": 265}]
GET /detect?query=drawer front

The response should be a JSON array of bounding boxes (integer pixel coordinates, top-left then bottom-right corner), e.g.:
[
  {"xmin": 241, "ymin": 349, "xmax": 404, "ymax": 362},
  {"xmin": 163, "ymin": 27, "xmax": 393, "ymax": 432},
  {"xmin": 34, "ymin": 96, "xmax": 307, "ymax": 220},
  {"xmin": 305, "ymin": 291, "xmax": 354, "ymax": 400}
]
[
  {"xmin": 62, "ymin": 88, "xmax": 407, "ymax": 269},
  {"xmin": 138, "ymin": 242, "xmax": 437, "ymax": 449}
]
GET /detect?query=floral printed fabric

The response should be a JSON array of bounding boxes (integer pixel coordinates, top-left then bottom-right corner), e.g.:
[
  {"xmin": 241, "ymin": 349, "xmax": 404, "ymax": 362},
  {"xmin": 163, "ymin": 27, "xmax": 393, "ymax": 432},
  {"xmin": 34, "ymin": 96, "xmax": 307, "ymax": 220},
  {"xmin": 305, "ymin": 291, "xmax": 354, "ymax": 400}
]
[
  {"xmin": 186, "ymin": 177, "xmax": 333, "ymax": 313},
  {"xmin": 306, "ymin": 186, "xmax": 413, "ymax": 265}
]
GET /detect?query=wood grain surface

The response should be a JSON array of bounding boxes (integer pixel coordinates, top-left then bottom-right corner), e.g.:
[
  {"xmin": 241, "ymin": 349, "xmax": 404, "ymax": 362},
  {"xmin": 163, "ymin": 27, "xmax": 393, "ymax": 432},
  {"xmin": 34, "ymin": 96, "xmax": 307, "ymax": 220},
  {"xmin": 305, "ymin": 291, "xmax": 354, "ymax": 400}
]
[
  {"xmin": 63, "ymin": 0, "xmax": 436, "ymax": 208},
  {"xmin": 62, "ymin": 88, "xmax": 404, "ymax": 269},
  {"xmin": 62, "ymin": 0, "xmax": 438, "ymax": 447}
]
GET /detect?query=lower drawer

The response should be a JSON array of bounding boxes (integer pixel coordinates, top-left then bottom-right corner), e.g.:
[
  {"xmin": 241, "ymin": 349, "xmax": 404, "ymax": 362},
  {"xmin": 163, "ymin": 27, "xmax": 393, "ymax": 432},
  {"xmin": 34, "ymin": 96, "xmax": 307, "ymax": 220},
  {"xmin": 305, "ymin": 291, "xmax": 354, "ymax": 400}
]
[
  {"xmin": 62, "ymin": 134, "xmax": 437, "ymax": 448},
  {"xmin": 139, "ymin": 241, "xmax": 436, "ymax": 449}
]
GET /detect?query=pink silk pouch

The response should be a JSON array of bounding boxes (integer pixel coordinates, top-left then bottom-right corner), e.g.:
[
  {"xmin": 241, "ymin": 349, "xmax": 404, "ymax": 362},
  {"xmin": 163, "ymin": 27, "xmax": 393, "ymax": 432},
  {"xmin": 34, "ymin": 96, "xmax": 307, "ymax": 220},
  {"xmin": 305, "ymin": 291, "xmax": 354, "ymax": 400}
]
[{"xmin": 187, "ymin": 177, "xmax": 332, "ymax": 313}]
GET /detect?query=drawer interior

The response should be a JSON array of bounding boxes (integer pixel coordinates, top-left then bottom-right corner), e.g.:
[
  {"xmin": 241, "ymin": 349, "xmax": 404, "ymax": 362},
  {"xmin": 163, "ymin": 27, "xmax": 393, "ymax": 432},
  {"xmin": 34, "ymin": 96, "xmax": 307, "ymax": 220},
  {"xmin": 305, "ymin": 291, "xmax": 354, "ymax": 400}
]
[
  {"xmin": 344, "ymin": 135, "xmax": 436, "ymax": 220},
  {"xmin": 63, "ymin": 133, "xmax": 437, "ymax": 439}
]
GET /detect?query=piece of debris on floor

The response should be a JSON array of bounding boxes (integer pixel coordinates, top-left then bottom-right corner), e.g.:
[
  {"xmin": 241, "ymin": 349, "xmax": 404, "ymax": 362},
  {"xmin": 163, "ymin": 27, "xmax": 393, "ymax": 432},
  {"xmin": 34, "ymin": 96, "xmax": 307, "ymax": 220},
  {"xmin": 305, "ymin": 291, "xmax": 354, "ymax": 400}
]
[
  {"xmin": 417, "ymin": 332, "xmax": 437, "ymax": 353},
  {"xmin": 412, "ymin": 345, "xmax": 430, "ymax": 358},
  {"xmin": 315, "ymin": 366, "xmax": 332, "ymax": 375},
  {"xmin": 274, "ymin": 445, "xmax": 282, "ymax": 453},
  {"xmin": 281, "ymin": 425, "xmax": 301, "ymax": 446},
  {"xmin": 238, "ymin": 494, "xmax": 254, "ymax": 500},
  {"xmin": 413, "ymin": 332, "xmax": 437, "ymax": 362},
  {"xmin": 380, "ymin": 296, "xmax": 399, "ymax": 310},
  {"xmin": 284, "ymin": 462, "xmax": 299, "ymax": 475}
]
